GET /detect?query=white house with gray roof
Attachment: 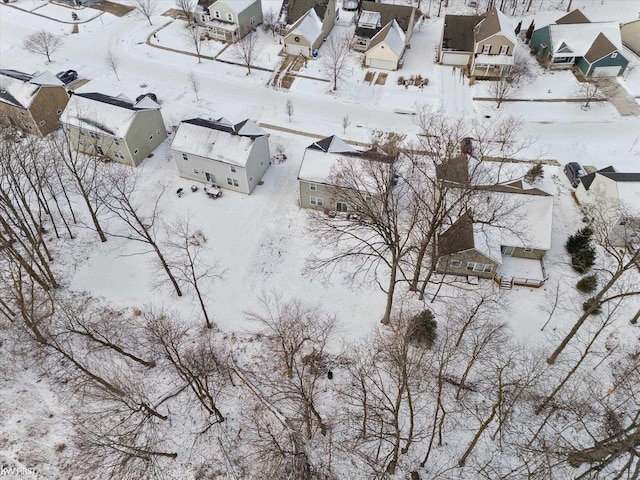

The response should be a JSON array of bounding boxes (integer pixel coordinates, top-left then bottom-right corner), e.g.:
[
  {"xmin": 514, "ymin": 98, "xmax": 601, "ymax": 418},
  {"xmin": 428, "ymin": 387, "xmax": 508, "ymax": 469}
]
[
  {"xmin": 170, "ymin": 117, "xmax": 270, "ymax": 195},
  {"xmin": 60, "ymin": 92, "xmax": 166, "ymax": 167}
]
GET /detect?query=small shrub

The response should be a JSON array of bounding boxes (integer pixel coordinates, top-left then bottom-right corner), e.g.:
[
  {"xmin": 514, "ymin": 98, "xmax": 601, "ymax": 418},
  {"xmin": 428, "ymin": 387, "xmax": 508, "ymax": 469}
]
[
  {"xmin": 583, "ymin": 297, "xmax": 602, "ymax": 315},
  {"xmin": 397, "ymin": 76, "xmax": 405, "ymax": 85},
  {"xmin": 524, "ymin": 163, "xmax": 544, "ymax": 184},
  {"xmin": 577, "ymin": 274, "xmax": 597, "ymax": 293},
  {"xmin": 571, "ymin": 247, "xmax": 596, "ymax": 273},
  {"xmin": 566, "ymin": 226, "xmax": 593, "ymax": 255},
  {"xmin": 408, "ymin": 309, "xmax": 437, "ymax": 348}
]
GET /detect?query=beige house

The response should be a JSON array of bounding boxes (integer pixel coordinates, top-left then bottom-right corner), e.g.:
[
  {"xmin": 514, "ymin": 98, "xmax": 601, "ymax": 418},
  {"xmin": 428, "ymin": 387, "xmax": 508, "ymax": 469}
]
[
  {"xmin": 621, "ymin": 19, "xmax": 640, "ymax": 57},
  {"xmin": 438, "ymin": 8, "xmax": 517, "ymax": 78},
  {"xmin": 354, "ymin": 1, "xmax": 417, "ymax": 70},
  {"xmin": 199, "ymin": 0, "xmax": 262, "ymax": 42},
  {"xmin": 297, "ymin": 135, "xmax": 393, "ymax": 212},
  {"xmin": 170, "ymin": 117, "xmax": 270, "ymax": 195},
  {"xmin": 283, "ymin": 0, "xmax": 337, "ymax": 57},
  {"xmin": 60, "ymin": 92, "xmax": 166, "ymax": 167},
  {"xmin": 575, "ymin": 166, "xmax": 640, "ymax": 248},
  {"xmin": 0, "ymin": 69, "xmax": 69, "ymax": 136}
]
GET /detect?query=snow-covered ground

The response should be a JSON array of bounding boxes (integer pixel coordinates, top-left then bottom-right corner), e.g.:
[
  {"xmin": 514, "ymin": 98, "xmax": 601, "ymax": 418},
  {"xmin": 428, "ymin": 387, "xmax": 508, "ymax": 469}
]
[{"xmin": 1, "ymin": 0, "xmax": 639, "ymax": 477}]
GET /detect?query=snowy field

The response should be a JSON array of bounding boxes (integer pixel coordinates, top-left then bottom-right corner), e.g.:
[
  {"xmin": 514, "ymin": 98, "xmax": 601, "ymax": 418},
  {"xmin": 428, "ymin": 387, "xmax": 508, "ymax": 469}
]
[{"xmin": 1, "ymin": 0, "xmax": 640, "ymax": 478}]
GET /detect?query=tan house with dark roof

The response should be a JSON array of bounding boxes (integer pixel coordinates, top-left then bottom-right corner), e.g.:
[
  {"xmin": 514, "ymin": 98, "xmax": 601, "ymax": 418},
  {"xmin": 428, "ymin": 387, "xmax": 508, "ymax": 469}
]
[
  {"xmin": 438, "ymin": 8, "xmax": 517, "ymax": 78},
  {"xmin": 354, "ymin": 1, "xmax": 417, "ymax": 70},
  {"xmin": 0, "ymin": 69, "xmax": 69, "ymax": 136},
  {"xmin": 282, "ymin": 0, "xmax": 337, "ymax": 57}
]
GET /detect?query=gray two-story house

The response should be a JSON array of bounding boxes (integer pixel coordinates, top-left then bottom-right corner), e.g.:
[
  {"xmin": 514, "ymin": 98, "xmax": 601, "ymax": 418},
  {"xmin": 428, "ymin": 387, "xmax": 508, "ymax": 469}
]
[{"xmin": 199, "ymin": 0, "xmax": 263, "ymax": 42}]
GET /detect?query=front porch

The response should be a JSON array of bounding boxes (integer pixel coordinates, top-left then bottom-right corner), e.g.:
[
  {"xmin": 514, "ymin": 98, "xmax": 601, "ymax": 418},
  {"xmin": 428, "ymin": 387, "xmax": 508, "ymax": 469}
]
[{"xmin": 495, "ymin": 255, "xmax": 548, "ymax": 289}]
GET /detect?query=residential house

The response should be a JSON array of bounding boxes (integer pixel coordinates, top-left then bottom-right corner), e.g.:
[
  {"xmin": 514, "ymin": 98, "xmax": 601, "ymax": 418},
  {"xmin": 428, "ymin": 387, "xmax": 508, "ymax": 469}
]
[
  {"xmin": 171, "ymin": 117, "xmax": 270, "ymax": 195},
  {"xmin": 297, "ymin": 135, "xmax": 393, "ymax": 211},
  {"xmin": 575, "ymin": 166, "xmax": 640, "ymax": 248},
  {"xmin": 0, "ymin": 69, "xmax": 69, "ymax": 136},
  {"xmin": 283, "ymin": 0, "xmax": 337, "ymax": 57},
  {"xmin": 59, "ymin": 92, "xmax": 166, "ymax": 167},
  {"xmin": 354, "ymin": 1, "xmax": 417, "ymax": 70},
  {"xmin": 198, "ymin": 0, "xmax": 263, "ymax": 42},
  {"xmin": 530, "ymin": 10, "xmax": 628, "ymax": 76},
  {"xmin": 435, "ymin": 156, "xmax": 554, "ymax": 287},
  {"xmin": 621, "ymin": 19, "xmax": 640, "ymax": 58},
  {"xmin": 438, "ymin": 8, "xmax": 517, "ymax": 78}
]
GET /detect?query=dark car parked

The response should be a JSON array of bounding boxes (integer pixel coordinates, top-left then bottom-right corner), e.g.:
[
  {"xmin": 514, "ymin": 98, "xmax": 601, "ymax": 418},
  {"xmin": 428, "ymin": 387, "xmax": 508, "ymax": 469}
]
[
  {"xmin": 564, "ymin": 162, "xmax": 586, "ymax": 187},
  {"xmin": 136, "ymin": 93, "xmax": 158, "ymax": 103},
  {"xmin": 56, "ymin": 70, "xmax": 78, "ymax": 84}
]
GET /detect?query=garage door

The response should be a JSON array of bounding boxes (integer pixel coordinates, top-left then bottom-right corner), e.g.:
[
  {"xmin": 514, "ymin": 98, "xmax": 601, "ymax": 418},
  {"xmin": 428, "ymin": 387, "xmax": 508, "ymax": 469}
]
[
  {"xmin": 285, "ymin": 44, "xmax": 310, "ymax": 57},
  {"xmin": 441, "ymin": 52, "xmax": 470, "ymax": 66},
  {"xmin": 366, "ymin": 57, "xmax": 397, "ymax": 71},
  {"xmin": 592, "ymin": 66, "xmax": 621, "ymax": 77}
]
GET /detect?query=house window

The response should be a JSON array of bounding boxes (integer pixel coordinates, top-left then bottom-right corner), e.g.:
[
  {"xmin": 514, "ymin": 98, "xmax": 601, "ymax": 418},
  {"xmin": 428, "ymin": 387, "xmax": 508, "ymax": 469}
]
[
  {"xmin": 482, "ymin": 44, "xmax": 491, "ymax": 54},
  {"xmin": 611, "ymin": 52, "xmax": 618, "ymax": 59},
  {"xmin": 182, "ymin": 153, "xmax": 188, "ymax": 161},
  {"xmin": 230, "ymin": 165, "xmax": 236, "ymax": 173},
  {"xmin": 114, "ymin": 151, "xmax": 124, "ymax": 159},
  {"xmin": 233, "ymin": 179, "xmax": 239, "ymax": 187},
  {"xmin": 524, "ymin": 247, "xmax": 534, "ymax": 252},
  {"xmin": 79, "ymin": 129, "xmax": 85, "ymax": 136},
  {"xmin": 226, "ymin": 12, "xmax": 233, "ymax": 21},
  {"xmin": 309, "ymin": 182, "xmax": 317, "ymax": 191},
  {"xmin": 149, "ymin": 135, "xmax": 153, "ymax": 140},
  {"xmin": 466, "ymin": 262, "xmax": 492, "ymax": 272},
  {"xmin": 483, "ymin": 265, "xmax": 493, "ymax": 273},
  {"xmin": 213, "ymin": 10, "xmax": 220, "ymax": 18},
  {"xmin": 449, "ymin": 260, "xmax": 461, "ymax": 268},
  {"xmin": 250, "ymin": 16, "xmax": 256, "ymax": 25},
  {"xmin": 23, "ymin": 121, "xmax": 32, "ymax": 129},
  {"xmin": 499, "ymin": 45, "xmax": 508, "ymax": 55},
  {"xmin": 194, "ymin": 169, "xmax": 200, "ymax": 174},
  {"xmin": 310, "ymin": 196, "xmax": 324, "ymax": 206},
  {"xmin": 205, "ymin": 172, "xmax": 215, "ymax": 183},
  {"xmin": 39, "ymin": 120, "xmax": 46, "ymax": 126},
  {"xmin": 227, "ymin": 177, "xmax": 233, "ymax": 185},
  {"xmin": 95, "ymin": 145, "xmax": 104, "ymax": 155},
  {"xmin": 114, "ymin": 138, "xmax": 120, "ymax": 145},
  {"xmin": 336, "ymin": 202, "xmax": 348, "ymax": 213},
  {"xmin": 156, "ymin": 129, "xmax": 161, "ymax": 135},
  {"xmin": 364, "ymin": 193, "xmax": 372, "ymax": 201}
]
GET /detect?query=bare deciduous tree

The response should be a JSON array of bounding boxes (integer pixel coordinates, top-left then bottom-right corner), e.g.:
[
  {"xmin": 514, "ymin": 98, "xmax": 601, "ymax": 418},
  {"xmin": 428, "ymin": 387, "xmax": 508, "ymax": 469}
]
[
  {"xmin": 285, "ymin": 97, "xmax": 294, "ymax": 122},
  {"xmin": 175, "ymin": 0, "xmax": 197, "ymax": 23},
  {"xmin": 489, "ymin": 53, "xmax": 531, "ymax": 108},
  {"xmin": 164, "ymin": 215, "xmax": 224, "ymax": 329},
  {"xmin": 320, "ymin": 33, "xmax": 352, "ymax": 91},
  {"xmin": 99, "ymin": 168, "xmax": 183, "ymax": 297},
  {"xmin": 574, "ymin": 78, "xmax": 614, "ymax": 109},
  {"xmin": 23, "ymin": 30, "xmax": 63, "ymax": 63},
  {"xmin": 342, "ymin": 114, "xmax": 351, "ymax": 134},
  {"xmin": 130, "ymin": 0, "xmax": 158, "ymax": 26},
  {"xmin": 187, "ymin": 71, "xmax": 201, "ymax": 101},
  {"xmin": 232, "ymin": 27, "xmax": 260, "ymax": 74},
  {"xmin": 262, "ymin": 8, "xmax": 279, "ymax": 36},
  {"xmin": 183, "ymin": 22, "xmax": 205, "ymax": 63},
  {"xmin": 104, "ymin": 49, "xmax": 121, "ymax": 81}
]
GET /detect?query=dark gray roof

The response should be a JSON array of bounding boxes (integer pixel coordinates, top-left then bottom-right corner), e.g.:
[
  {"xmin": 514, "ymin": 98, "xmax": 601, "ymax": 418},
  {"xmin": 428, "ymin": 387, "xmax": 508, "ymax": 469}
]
[
  {"xmin": 183, "ymin": 117, "xmax": 264, "ymax": 139},
  {"xmin": 287, "ymin": 0, "xmax": 330, "ymax": 24},
  {"xmin": 436, "ymin": 155, "xmax": 471, "ymax": 184},
  {"xmin": 438, "ymin": 212, "xmax": 475, "ymax": 256},
  {"xmin": 0, "ymin": 69, "xmax": 33, "ymax": 82},
  {"xmin": 442, "ymin": 14, "xmax": 482, "ymax": 52},
  {"xmin": 355, "ymin": 1, "xmax": 415, "ymax": 39},
  {"xmin": 581, "ymin": 167, "xmax": 640, "ymax": 190},
  {"xmin": 74, "ymin": 92, "xmax": 135, "ymax": 110}
]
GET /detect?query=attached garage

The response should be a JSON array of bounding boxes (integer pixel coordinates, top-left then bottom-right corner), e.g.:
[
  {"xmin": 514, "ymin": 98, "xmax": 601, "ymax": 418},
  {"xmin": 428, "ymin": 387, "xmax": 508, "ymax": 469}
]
[
  {"xmin": 284, "ymin": 43, "xmax": 311, "ymax": 57},
  {"xmin": 591, "ymin": 65, "xmax": 622, "ymax": 77},
  {"xmin": 366, "ymin": 56, "xmax": 397, "ymax": 70},
  {"xmin": 440, "ymin": 51, "xmax": 471, "ymax": 66}
]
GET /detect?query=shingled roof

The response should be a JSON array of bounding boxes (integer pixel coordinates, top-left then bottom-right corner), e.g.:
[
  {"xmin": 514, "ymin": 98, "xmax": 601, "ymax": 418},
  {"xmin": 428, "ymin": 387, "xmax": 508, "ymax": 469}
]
[
  {"xmin": 441, "ymin": 15, "xmax": 482, "ymax": 51},
  {"xmin": 584, "ymin": 32, "xmax": 618, "ymax": 62},
  {"xmin": 356, "ymin": 0, "xmax": 415, "ymax": 38},
  {"xmin": 556, "ymin": 9, "xmax": 591, "ymax": 25},
  {"xmin": 438, "ymin": 212, "xmax": 475, "ymax": 257},
  {"xmin": 287, "ymin": 0, "xmax": 331, "ymax": 24}
]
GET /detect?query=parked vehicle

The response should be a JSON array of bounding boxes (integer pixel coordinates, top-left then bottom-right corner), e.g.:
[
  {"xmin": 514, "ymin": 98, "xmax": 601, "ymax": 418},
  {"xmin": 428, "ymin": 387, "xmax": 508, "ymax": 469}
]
[
  {"xmin": 564, "ymin": 162, "xmax": 586, "ymax": 187},
  {"xmin": 136, "ymin": 93, "xmax": 158, "ymax": 103},
  {"xmin": 56, "ymin": 70, "xmax": 78, "ymax": 84},
  {"xmin": 460, "ymin": 137, "xmax": 473, "ymax": 155}
]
